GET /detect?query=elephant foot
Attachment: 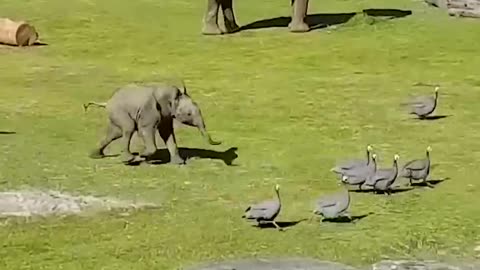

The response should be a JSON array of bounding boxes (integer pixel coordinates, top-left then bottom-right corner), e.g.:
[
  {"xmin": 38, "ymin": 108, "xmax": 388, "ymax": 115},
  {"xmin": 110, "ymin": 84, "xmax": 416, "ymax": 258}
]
[
  {"xmin": 224, "ymin": 22, "xmax": 240, "ymax": 34},
  {"xmin": 202, "ymin": 23, "xmax": 223, "ymax": 35},
  {"xmin": 170, "ymin": 155, "xmax": 185, "ymax": 165},
  {"xmin": 139, "ymin": 149, "xmax": 156, "ymax": 158},
  {"xmin": 120, "ymin": 153, "xmax": 136, "ymax": 164},
  {"xmin": 89, "ymin": 149, "xmax": 104, "ymax": 159},
  {"xmin": 288, "ymin": 21, "xmax": 310, "ymax": 33}
]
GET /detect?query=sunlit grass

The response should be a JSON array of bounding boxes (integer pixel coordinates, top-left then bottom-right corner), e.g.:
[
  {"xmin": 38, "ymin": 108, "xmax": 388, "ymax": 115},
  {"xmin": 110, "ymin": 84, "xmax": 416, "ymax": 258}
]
[{"xmin": 0, "ymin": 0, "xmax": 479, "ymax": 269}]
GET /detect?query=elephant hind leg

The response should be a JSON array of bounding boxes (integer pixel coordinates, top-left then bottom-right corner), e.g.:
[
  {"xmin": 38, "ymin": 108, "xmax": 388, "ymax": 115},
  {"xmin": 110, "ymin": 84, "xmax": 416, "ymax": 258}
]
[
  {"xmin": 220, "ymin": 0, "xmax": 239, "ymax": 33},
  {"xmin": 202, "ymin": 0, "xmax": 222, "ymax": 35},
  {"xmin": 289, "ymin": 0, "xmax": 310, "ymax": 33},
  {"xmin": 108, "ymin": 113, "xmax": 137, "ymax": 163},
  {"xmin": 90, "ymin": 120, "xmax": 122, "ymax": 159}
]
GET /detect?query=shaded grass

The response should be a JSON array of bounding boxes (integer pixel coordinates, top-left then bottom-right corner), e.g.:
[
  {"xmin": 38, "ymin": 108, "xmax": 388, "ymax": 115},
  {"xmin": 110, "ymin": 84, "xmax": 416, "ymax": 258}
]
[{"xmin": 1, "ymin": 0, "xmax": 480, "ymax": 269}]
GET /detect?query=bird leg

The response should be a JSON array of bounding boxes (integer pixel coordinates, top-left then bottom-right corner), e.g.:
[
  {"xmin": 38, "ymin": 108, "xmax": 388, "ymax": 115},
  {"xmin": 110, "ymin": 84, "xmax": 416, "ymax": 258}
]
[
  {"xmin": 424, "ymin": 178, "xmax": 434, "ymax": 188},
  {"xmin": 308, "ymin": 214, "xmax": 317, "ymax": 222},
  {"xmin": 342, "ymin": 212, "xmax": 353, "ymax": 222},
  {"xmin": 272, "ymin": 221, "xmax": 284, "ymax": 231}
]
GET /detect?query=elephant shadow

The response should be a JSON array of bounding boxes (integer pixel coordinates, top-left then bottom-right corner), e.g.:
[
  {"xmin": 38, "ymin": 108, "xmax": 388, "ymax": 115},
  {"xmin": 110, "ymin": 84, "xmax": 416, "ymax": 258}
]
[
  {"xmin": 145, "ymin": 147, "xmax": 239, "ymax": 166},
  {"xmin": 237, "ymin": 8, "xmax": 412, "ymax": 32}
]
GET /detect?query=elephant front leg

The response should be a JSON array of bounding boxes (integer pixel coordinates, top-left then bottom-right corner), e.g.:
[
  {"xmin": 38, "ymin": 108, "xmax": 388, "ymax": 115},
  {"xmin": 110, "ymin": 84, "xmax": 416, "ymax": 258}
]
[
  {"xmin": 202, "ymin": 0, "xmax": 222, "ymax": 35},
  {"xmin": 220, "ymin": 0, "xmax": 239, "ymax": 33},
  {"xmin": 159, "ymin": 119, "xmax": 185, "ymax": 165},
  {"xmin": 289, "ymin": 0, "xmax": 310, "ymax": 33}
]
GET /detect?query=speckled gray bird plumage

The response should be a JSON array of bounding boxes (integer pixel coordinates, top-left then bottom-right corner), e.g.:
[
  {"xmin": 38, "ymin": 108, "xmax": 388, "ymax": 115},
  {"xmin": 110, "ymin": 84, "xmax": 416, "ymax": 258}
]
[
  {"xmin": 400, "ymin": 146, "xmax": 432, "ymax": 186},
  {"xmin": 242, "ymin": 184, "xmax": 282, "ymax": 230},
  {"xmin": 403, "ymin": 86, "xmax": 439, "ymax": 118},
  {"xmin": 313, "ymin": 186, "xmax": 351, "ymax": 220}
]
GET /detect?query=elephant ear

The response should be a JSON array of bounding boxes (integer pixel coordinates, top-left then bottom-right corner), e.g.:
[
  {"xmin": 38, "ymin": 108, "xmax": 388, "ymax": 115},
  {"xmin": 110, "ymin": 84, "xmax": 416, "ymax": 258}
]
[
  {"xmin": 179, "ymin": 85, "xmax": 188, "ymax": 96},
  {"xmin": 176, "ymin": 79, "xmax": 188, "ymax": 96}
]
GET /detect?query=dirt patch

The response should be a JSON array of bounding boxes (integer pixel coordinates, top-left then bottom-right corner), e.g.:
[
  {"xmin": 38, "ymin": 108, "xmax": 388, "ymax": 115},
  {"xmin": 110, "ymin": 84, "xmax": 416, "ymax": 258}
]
[{"xmin": 0, "ymin": 189, "xmax": 158, "ymax": 218}]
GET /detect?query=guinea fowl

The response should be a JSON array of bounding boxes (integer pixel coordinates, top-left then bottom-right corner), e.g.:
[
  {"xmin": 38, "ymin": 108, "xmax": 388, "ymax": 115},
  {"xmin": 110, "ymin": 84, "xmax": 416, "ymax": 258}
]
[
  {"xmin": 313, "ymin": 181, "xmax": 351, "ymax": 221},
  {"xmin": 331, "ymin": 145, "xmax": 374, "ymax": 176},
  {"xmin": 341, "ymin": 154, "xmax": 377, "ymax": 190},
  {"xmin": 365, "ymin": 154, "xmax": 400, "ymax": 195},
  {"xmin": 242, "ymin": 184, "xmax": 282, "ymax": 231},
  {"xmin": 402, "ymin": 86, "xmax": 439, "ymax": 119},
  {"xmin": 400, "ymin": 146, "xmax": 433, "ymax": 187}
]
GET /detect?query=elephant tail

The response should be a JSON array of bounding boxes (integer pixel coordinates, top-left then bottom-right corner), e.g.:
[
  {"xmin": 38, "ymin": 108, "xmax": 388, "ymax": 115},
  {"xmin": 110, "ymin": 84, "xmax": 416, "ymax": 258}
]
[{"xmin": 83, "ymin": 101, "xmax": 107, "ymax": 112}]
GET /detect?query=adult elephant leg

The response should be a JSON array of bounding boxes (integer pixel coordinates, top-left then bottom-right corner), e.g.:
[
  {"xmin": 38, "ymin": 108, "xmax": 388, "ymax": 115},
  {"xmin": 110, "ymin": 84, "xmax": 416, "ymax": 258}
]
[
  {"xmin": 202, "ymin": 0, "xmax": 222, "ymax": 35},
  {"xmin": 220, "ymin": 0, "xmax": 239, "ymax": 33},
  {"xmin": 288, "ymin": 0, "xmax": 310, "ymax": 33},
  {"xmin": 158, "ymin": 118, "xmax": 185, "ymax": 165},
  {"xmin": 89, "ymin": 120, "xmax": 122, "ymax": 159}
]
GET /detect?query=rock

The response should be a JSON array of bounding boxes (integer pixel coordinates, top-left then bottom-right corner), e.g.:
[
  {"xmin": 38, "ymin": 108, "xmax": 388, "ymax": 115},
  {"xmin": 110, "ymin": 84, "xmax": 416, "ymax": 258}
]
[
  {"xmin": 372, "ymin": 260, "xmax": 469, "ymax": 270},
  {"xmin": 183, "ymin": 257, "xmax": 357, "ymax": 270},
  {"xmin": 184, "ymin": 258, "xmax": 480, "ymax": 270}
]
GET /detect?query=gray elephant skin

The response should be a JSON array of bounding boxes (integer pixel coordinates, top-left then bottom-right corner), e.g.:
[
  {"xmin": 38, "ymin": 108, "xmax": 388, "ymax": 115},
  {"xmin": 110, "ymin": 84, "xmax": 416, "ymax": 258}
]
[
  {"xmin": 84, "ymin": 82, "xmax": 220, "ymax": 164},
  {"xmin": 202, "ymin": 0, "xmax": 310, "ymax": 35}
]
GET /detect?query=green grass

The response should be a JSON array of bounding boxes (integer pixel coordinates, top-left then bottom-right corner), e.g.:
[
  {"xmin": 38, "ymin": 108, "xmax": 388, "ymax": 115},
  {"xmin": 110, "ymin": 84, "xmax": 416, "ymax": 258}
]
[{"xmin": 1, "ymin": 0, "xmax": 480, "ymax": 269}]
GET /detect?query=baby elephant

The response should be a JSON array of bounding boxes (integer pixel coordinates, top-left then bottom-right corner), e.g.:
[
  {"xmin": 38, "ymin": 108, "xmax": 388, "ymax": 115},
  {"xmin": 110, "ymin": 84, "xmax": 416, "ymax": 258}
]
[{"xmin": 84, "ymin": 82, "xmax": 221, "ymax": 164}]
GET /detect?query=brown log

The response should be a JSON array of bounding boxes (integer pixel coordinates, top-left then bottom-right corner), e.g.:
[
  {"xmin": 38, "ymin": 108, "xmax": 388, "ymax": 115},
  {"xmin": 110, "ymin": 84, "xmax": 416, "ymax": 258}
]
[{"xmin": 0, "ymin": 18, "xmax": 38, "ymax": 46}]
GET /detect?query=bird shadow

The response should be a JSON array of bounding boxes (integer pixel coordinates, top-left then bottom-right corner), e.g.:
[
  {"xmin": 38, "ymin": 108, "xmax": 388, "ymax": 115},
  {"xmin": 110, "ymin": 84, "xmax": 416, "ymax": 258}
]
[
  {"xmin": 127, "ymin": 147, "xmax": 239, "ymax": 166},
  {"xmin": 411, "ymin": 178, "xmax": 448, "ymax": 188},
  {"xmin": 321, "ymin": 213, "xmax": 372, "ymax": 223},
  {"xmin": 0, "ymin": 131, "xmax": 16, "ymax": 135},
  {"xmin": 103, "ymin": 154, "xmax": 121, "ymax": 158},
  {"xmin": 256, "ymin": 219, "xmax": 307, "ymax": 229},
  {"xmin": 418, "ymin": 115, "xmax": 451, "ymax": 121},
  {"xmin": 236, "ymin": 8, "xmax": 412, "ymax": 33},
  {"xmin": 350, "ymin": 187, "xmax": 415, "ymax": 194}
]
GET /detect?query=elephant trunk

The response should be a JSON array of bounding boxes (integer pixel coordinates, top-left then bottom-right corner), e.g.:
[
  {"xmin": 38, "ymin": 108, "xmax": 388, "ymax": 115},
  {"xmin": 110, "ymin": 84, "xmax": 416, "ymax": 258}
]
[{"xmin": 196, "ymin": 119, "xmax": 221, "ymax": 145}]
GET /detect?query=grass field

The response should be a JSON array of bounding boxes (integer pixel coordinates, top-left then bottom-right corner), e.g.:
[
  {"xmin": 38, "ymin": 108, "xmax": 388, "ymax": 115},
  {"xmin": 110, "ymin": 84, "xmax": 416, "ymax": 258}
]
[{"xmin": 1, "ymin": 0, "xmax": 480, "ymax": 269}]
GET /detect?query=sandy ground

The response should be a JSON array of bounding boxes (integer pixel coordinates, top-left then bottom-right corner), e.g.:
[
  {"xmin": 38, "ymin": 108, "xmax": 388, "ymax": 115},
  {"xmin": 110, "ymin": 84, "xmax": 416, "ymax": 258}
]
[{"xmin": 0, "ymin": 189, "xmax": 157, "ymax": 218}]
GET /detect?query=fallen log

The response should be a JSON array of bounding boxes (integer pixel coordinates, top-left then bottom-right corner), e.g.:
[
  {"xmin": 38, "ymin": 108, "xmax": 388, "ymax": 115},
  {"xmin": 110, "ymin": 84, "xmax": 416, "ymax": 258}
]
[{"xmin": 0, "ymin": 18, "xmax": 38, "ymax": 46}]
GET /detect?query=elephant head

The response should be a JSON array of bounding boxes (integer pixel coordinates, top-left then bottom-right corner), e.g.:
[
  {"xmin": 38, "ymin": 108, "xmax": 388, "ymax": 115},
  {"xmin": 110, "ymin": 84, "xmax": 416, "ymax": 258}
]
[{"xmin": 173, "ymin": 87, "xmax": 221, "ymax": 145}]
